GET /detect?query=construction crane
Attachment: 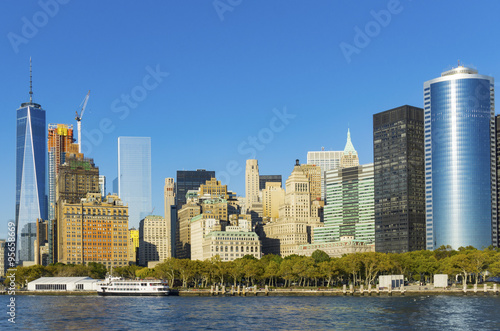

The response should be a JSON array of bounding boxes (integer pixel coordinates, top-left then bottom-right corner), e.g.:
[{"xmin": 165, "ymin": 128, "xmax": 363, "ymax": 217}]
[{"xmin": 75, "ymin": 90, "xmax": 90, "ymax": 153}]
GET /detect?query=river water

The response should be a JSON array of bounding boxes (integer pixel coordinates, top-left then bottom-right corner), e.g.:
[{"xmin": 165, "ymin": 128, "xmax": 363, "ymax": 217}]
[{"xmin": 2, "ymin": 295, "xmax": 499, "ymax": 330}]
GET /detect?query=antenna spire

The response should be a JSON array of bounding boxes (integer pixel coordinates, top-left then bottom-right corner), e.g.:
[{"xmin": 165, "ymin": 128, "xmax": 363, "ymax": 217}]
[{"xmin": 29, "ymin": 57, "xmax": 33, "ymax": 103}]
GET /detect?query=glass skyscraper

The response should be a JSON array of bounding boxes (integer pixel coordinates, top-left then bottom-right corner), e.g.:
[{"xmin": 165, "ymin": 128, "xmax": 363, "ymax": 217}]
[
  {"xmin": 118, "ymin": 137, "xmax": 152, "ymax": 228},
  {"xmin": 175, "ymin": 170, "xmax": 215, "ymax": 208},
  {"xmin": 424, "ymin": 65, "xmax": 496, "ymax": 250},
  {"xmin": 16, "ymin": 80, "xmax": 46, "ymax": 264}
]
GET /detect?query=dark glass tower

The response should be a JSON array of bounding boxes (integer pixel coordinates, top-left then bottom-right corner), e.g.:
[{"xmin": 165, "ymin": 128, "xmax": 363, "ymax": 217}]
[
  {"xmin": 16, "ymin": 60, "xmax": 46, "ymax": 264},
  {"xmin": 175, "ymin": 170, "xmax": 215, "ymax": 207},
  {"xmin": 424, "ymin": 66, "xmax": 496, "ymax": 250},
  {"xmin": 259, "ymin": 175, "xmax": 282, "ymax": 190},
  {"xmin": 373, "ymin": 105, "xmax": 426, "ymax": 253}
]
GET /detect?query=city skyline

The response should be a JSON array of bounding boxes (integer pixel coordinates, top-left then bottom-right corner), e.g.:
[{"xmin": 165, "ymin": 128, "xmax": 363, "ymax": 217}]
[{"xmin": 2, "ymin": 1, "xmax": 500, "ymax": 240}]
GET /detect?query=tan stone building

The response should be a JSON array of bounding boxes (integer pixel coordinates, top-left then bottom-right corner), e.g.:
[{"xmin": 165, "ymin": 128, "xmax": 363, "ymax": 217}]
[
  {"xmin": 262, "ymin": 161, "xmax": 323, "ymax": 257},
  {"xmin": 203, "ymin": 229, "xmax": 261, "ymax": 261},
  {"xmin": 190, "ymin": 215, "xmax": 224, "ymax": 260},
  {"xmin": 56, "ymin": 193, "xmax": 129, "ymax": 267},
  {"xmin": 199, "ymin": 178, "xmax": 229, "ymax": 199},
  {"xmin": 245, "ymin": 159, "xmax": 260, "ymax": 208},
  {"xmin": 296, "ymin": 236, "xmax": 375, "ymax": 258},
  {"xmin": 176, "ymin": 200, "xmax": 202, "ymax": 259},
  {"xmin": 164, "ymin": 178, "xmax": 175, "ymax": 258},
  {"xmin": 138, "ymin": 215, "xmax": 169, "ymax": 266},
  {"xmin": 262, "ymin": 182, "xmax": 285, "ymax": 220}
]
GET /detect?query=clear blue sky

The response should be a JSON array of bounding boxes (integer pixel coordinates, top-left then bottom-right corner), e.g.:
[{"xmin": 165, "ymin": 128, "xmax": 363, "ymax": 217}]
[{"xmin": 1, "ymin": 1, "xmax": 500, "ymax": 232}]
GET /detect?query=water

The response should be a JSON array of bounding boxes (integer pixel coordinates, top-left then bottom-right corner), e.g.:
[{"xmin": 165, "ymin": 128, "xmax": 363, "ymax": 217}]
[{"xmin": 2, "ymin": 295, "xmax": 500, "ymax": 330}]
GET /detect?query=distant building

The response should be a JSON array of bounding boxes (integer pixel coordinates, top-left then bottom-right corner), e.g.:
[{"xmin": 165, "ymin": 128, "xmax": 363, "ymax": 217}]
[
  {"xmin": 262, "ymin": 182, "xmax": 285, "ymax": 220},
  {"xmin": 118, "ymin": 137, "xmax": 152, "ymax": 228},
  {"xmin": 424, "ymin": 65, "xmax": 496, "ymax": 249},
  {"xmin": 0, "ymin": 240, "xmax": 5, "ymax": 277},
  {"xmin": 203, "ymin": 230, "xmax": 261, "ymax": 261},
  {"xmin": 27, "ymin": 277, "xmax": 98, "ymax": 291},
  {"xmin": 373, "ymin": 105, "xmax": 426, "ymax": 253},
  {"xmin": 176, "ymin": 170, "xmax": 215, "ymax": 208},
  {"xmin": 259, "ymin": 175, "xmax": 282, "ymax": 190},
  {"xmin": 176, "ymin": 200, "xmax": 202, "ymax": 259},
  {"xmin": 164, "ymin": 178, "xmax": 176, "ymax": 258},
  {"xmin": 246, "ymin": 159, "xmax": 260, "ymax": 208},
  {"xmin": 307, "ymin": 149, "xmax": 343, "ymax": 200},
  {"xmin": 296, "ymin": 236, "xmax": 374, "ymax": 258},
  {"xmin": 98, "ymin": 175, "xmax": 106, "ymax": 198},
  {"xmin": 496, "ymin": 115, "xmax": 500, "ymax": 247},
  {"xmin": 128, "ymin": 228, "xmax": 139, "ymax": 264},
  {"xmin": 15, "ymin": 61, "xmax": 46, "ymax": 265},
  {"xmin": 314, "ymin": 163, "xmax": 375, "ymax": 245},
  {"xmin": 190, "ymin": 215, "xmax": 224, "ymax": 260},
  {"xmin": 139, "ymin": 215, "xmax": 168, "ymax": 266},
  {"xmin": 56, "ymin": 193, "xmax": 129, "ymax": 267}
]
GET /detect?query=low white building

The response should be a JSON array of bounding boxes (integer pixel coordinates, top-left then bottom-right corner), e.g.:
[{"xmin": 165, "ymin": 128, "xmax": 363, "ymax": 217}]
[
  {"xmin": 379, "ymin": 275, "xmax": 404, "ymax": 289},
  {"xmin": 434, "ymin": 274, "xmax": 448, "ymax": 287},
  {"xmin": 27, "ymin": 277, "xmax": 98, "ymax": 291}
]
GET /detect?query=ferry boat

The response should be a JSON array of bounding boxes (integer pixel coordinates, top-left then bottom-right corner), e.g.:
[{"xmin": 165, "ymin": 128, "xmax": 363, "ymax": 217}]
[{"xmin": 97, "ymin": 277, "xmax": 178, "ymax": 296}]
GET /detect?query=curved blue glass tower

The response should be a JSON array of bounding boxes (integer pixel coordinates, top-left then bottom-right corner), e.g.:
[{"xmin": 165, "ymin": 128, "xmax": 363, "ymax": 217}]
[{"xmin": 424, "ymin": 66, "xmax": 496, "ymax": 250}]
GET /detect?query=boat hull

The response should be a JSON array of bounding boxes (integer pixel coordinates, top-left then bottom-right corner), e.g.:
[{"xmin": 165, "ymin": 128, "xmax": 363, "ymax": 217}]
[{"xmin": 97, "ymin": 291, "xmax": 176, "ymax": 296}]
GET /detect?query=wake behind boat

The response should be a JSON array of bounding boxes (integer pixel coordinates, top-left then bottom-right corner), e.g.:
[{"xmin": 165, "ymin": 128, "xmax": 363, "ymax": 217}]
[{"xmin": 97, "ymin": 276, "xmax": 179, "ymax": 296}]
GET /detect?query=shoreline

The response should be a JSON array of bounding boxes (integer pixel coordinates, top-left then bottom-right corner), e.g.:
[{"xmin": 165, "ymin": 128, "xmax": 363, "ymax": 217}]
[{"xmin": 6, "ymin": 288, "xmax": 500, "ymax": 297}]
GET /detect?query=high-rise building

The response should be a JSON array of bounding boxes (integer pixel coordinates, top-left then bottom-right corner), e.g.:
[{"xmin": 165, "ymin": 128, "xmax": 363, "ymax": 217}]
[
  {"xmin": 424, "ymin": 65, "xmax": 496, "ymax": 250},
  {"xmin": 56, "ymin": 193, "xmax": 129, "ymax": 267},
  {"xmin": 118, "ymin": 137, "xmax": 152, "ymax": 228},
  {"xmin": 307, "ymin": 149, "xmax": 343, "ymax": 200},
  {"xmin": 262, "ymin": 182, "xmax": 285, "ymax": 220},
  {"xmin": 199, "ymin": 178, "xmax": 229, "ymax": 199},
  {"xmin": 496, "ymin": 115, "xmax": 500, "ymax": 247},
  {"xmin": 339, "ymin": 129, "xmax": 359, "ymax": 169},
  {"xmin": 129, "ymin": 228, "xmax": 139, "ymax": 264},
  {"xmin": 299, "ymin": 164, "xmax": 322, "ymax": 207},
  {"xmin": 259, "ymin": 175, "xmax": 282, "ymax": 190},
  {"xmin": 48, "ymin": 124, "xmax": 74, "ymax": 222},
  {"xmin": 15, "ymin": 60, "xmax": 46, "ymax": 264},
  {"xmin": 314, "ymin": 163, "xmax": 375, "ymax": 245},
  {"xmin": 373, "ymin": 105, "xmax": 426, "ymax": 253},
  {"xmin": 139, "ymin": 215, "xmax": 168, "ymax": 266},
  {"xmin": 164, "ymin": 178, "xmax": 175, "ymax": 258},
  {"xmin": 99, "ymin": 175, "xmax": 106, "ymax": 198},
  {"xmin": 246, "ymin": 159, "xmax": 260, "ymax": 208},
  {"xmin": 176, "ymin": 170, "xmax": 215, "ymax": 208}
]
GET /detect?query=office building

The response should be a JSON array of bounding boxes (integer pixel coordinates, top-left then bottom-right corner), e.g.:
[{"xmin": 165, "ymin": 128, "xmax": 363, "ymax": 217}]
[
  {"xmin": 99, "ymin": 175, "xmax": 106, "ymax": 198},
  {"xmin": 307, "ymin": 149, "xmax": 343, "ymax": 200},
  {"xmin": 296, "ymin": 235, "xmax": 374, "ymax": 258},
  {"xmin": 129, "ymin": 228, "xmax": 139, "ymax": 264},
  {"xmin": 373, "ymin": 105, "xmax": 426, "ymax": 253},
  {"xmin": 164, "ymin": 178, "xmax": 176, "ymax": 258},
  {"xmin": 118, "ymin": 137, "xmax": 152, "ymax": 228},
  {"xmin": 246, "ymin": 159, "xmax": 260, "ymax": 208},
  {"xmin": 48, "ymin": 124, "xmax": 74, "ymax": 222},
  {"xmin": 176, "ymin": 200, "xmax": 202, "ymax": 259},
  {"xmin": 496, "ymin": 115, "xmax": 500, "ymax": 246},
  {"xmin": 56, "ymin": 193, "xmax": 129, "ymax": 266},
  {"xmin": 176, "ymin": 170, "xmax": 215, "ymax": 207},
  {"xmin": 424, "ymin": 65, "xmax": 496, "ymax": 249},
  {"xmin": 15, "ymin": 60, "xmax": 46, "ymax": 264},
  {"xmin": 259, "ymin": 175, "xmax": 282, "ymax": 190},
  {"xmin": 139, "ymin": 215, "xmax": 169, "ymax": 266},
  {"xmin": 262, "ymin": 182, "xmax": 285, "ymax": 220},
  {"xmin": 314, "ymin": 163, "xmax": 375, "ymax": 245},
  {"xmin": 339, "ymin": 129, "xmax": 359, "ymax": 168}
]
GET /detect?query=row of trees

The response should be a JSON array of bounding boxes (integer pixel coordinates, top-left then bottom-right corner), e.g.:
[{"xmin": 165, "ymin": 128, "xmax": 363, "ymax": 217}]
[{"xmin": 5, "ymin": 246, "xmax": 500, "ymax": 289}]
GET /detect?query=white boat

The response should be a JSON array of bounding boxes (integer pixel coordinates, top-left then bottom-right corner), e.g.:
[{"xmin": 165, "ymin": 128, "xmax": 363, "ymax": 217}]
[{"xmin": 97, "ymin": 276, "xmax": 178, "ymax": 296}]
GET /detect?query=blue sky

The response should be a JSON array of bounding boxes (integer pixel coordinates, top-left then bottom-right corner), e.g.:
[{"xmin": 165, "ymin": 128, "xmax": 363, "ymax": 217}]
[{"xmin": 1, "ymin": 0, "xmax": 500, "ymax": 232}]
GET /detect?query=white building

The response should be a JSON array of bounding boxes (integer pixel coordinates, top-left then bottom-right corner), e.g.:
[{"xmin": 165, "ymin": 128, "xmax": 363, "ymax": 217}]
[
  {"xmin": 139, "ymin": 215, "xmax": 169, "ymax": 266},
  {"xmin": 203, "ymin": 230, "xmax": 261, "ymax": 261},
  {"xmin": 27, "ymin": 277, "xmax": 98, "ymax": 291}
]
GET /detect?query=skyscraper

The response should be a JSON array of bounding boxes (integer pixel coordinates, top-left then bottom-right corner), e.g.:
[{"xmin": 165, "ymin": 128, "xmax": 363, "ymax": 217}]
[
  {"xmin": 48, "ymin": 124, "xmax": 74, "ymax": 222},
  {"xmin": 424, "ymin": 65, "xmax": 496, "ymax": 250},
  {"xmin": 99, "ymin": 175, "xmax": 106, "ymax": 198},
  {"xmin": 164, "ymin": 178, "xmax": 175, "ymax": 258},
  {"xmin": 340, "ymin": 129, "xmax": 359, "ymax": 169},
  {"xmin": 245, "ymin": 159, "xmax": 260, "ymax": 208},
  {"xmin": 373, "ymin": 105, "xmax": 426, "ymax": 253},
  {"xmin": 15, "ymin": 60, "xmax": 46, "ymax": 264},
  {"xmin": 175, "ymin": 170, "xmax": 215, "ymax": 208},
  {"xmin": 307, "ymin": 149, "xmax": 343, "ymax": 200},
  {"xmin": 118, "ymin": 137, "xmax": 152, "ymax": 228},
  {"xmin": 259, "ymin": 175, "xmax": 282, "ymax": 190}
]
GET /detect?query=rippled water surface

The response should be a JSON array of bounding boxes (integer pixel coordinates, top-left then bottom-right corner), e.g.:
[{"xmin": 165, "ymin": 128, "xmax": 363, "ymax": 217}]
[{"xmin": 2, "ymin": 295, "xmax": 500, "ymax": 330}]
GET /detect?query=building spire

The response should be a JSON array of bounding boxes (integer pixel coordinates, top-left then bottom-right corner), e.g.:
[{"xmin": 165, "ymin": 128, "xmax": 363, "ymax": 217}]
[
  {"xmin": 29, "ymin": 57, "xmax": 33, "ymax": 103},
  {"xmin": 343, "ymin": 128, "xmax": 357, "ymax": 155}
]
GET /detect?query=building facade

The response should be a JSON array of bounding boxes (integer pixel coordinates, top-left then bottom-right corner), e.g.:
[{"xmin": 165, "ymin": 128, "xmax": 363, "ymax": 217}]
[
  {"xmin": 245, "ymin": 159, "xmax": 260, "ymax": 208},
  {"xmin": 259, "ymin": 175, "xmax": 282, "ymax": 190},
  {"xmin": 176, "ymin": 170, "xmax": 215, "ymax": 208},
  {"xmin": 48, "ymin": 124, "xmax": 74, "ymax": 222},
  {"xmin": 56, "ymin": 193, "xmax": 129, "ymax": 267},
  {"xmin": 138, "ymin": 215, "xmax": 169, "ymax": 266},
  {"xmin": 203, "ymin": 230, "xmax": 261, "ymax": 261},
  {"xmin": 314, "ymin": 163, "xmax": 375, "ymax": 245},
  {"xmin": 339, "ymin": 129, "xmax": 359, "ymax": 169},
  {"xmin": 262, "ymin": 182, "xmax": 285, "ymax": 220},
  {"xmin": 118, "ymin": 137, "xmax": 152, "ymax": 228},
  {"xmin": 296, "ymin": 236, "xmax": 375, "ymax": 258},
  {"xmin": 373, "ymin": 105, "xmax": 426, "ymax": 253},
  {"xmin": 307, "ymin": 149, "xmax": 343, "ymax": 200},
  {"xmin": 424, "ymin": 65, "xmax": 496, "ymax": 249},
  {"xmin": 16, "ymin": 66, "xmax": 46, "ymax": 264},
  {"xmin": 164, "ymin": 178, "xmax": 176, "ymax": 258},
  {"xmin": 99, "ymin": 175, "xmax": 106, "ymax": 198}
]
